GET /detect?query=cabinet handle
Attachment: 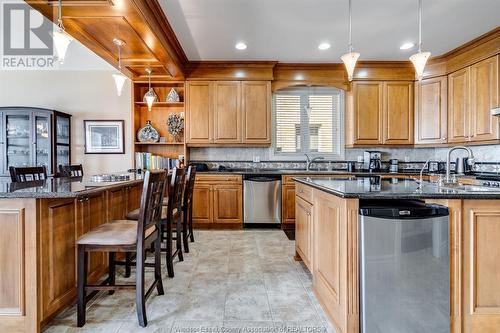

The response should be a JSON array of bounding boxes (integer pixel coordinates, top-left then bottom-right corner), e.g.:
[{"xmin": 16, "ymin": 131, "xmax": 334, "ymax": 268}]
[
  {"xmin": 299, "ymin": 189, "xmax": 304, "ymax": 194},
  {"xmin": 306, "ymin": 212, "xmax": 311, "ymax": 216}
]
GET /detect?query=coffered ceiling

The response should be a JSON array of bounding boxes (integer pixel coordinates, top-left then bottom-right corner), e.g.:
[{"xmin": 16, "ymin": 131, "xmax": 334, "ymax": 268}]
[{"xmin": 159, "ymin": 0, "xmax": 500, "ymax": 62}]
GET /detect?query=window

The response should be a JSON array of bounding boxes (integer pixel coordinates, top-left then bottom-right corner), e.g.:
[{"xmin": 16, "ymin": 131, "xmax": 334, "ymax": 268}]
[{"xmin": 273, "ymin": 86, "xmax": 344, "ymax": 158}]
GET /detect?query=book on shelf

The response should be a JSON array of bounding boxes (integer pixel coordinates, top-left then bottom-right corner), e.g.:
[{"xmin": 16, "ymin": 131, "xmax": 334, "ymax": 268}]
[{"xmin": 135, "ymin": 152, "xmax": 180, "ymax": 171}]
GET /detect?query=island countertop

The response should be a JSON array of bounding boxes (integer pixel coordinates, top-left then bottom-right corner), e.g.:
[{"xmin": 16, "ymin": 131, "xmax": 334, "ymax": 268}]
[
  {"xmin": 294, "ymin": 176, "xmax": 500, "ymax": 199},
  {"xmin": 0, "ymin": 173, "xmax": 144, "ymax": 199}
]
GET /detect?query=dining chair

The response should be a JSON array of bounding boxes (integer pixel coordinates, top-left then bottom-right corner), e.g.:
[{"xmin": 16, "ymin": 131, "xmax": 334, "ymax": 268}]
[
  {"xmin": 181, "ymin": 166, "xmax": 196, "ymax": 253},
  {"xmin": 59, "ymin": 164, "xmax": 84, "ymax": 177},
  {"xmin": 9, "ymin": 166, "xmax": 47, "ymax": 182}
]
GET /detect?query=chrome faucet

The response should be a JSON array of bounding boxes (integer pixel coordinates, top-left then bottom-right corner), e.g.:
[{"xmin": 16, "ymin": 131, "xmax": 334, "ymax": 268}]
[
  {"xmin": 445, "ymin": 146, "xmax": 475, "ymax": 183},
  {"xmin": 305, "ymin": 154, "xmax": 325, "ymax": 171}
]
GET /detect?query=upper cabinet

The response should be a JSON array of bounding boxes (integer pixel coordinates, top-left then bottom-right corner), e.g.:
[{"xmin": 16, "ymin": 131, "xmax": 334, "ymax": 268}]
[
  {"xmin": 448, "ymin": 55, "xmax": 499, "ymax": 143},
  {"xmin": 185, "ymin": 81, "xmax": 213, "ymax": 143},
  {"xmin": 470, "ymin": 56, "xmax": 499, "ymax": 142},
  {"xmin": 347, "ymin": 81, "xmax": 413, "ymax": 146},
  {"xmin": 415, "ymin": 76, "xmax": 448, "ymax": 144},
  {"xmin": 186, "ymin": 80, "xmax": 271, "ymax": 146},
  {"xmin": 242, "ymin": 81, "xmax": 271, "ymax": 144}
]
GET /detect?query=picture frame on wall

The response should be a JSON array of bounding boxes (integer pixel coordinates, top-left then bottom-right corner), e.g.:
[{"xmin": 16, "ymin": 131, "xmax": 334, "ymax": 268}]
[{"xmin": 84, "ymin": 120, "xmax": 125, "ymax": 154}]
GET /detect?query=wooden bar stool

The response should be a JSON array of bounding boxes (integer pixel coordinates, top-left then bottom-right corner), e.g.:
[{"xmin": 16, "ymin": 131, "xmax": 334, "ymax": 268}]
[
  {"xmin": 76, "ymin": 170, "xmax": 167, "ymax": 328},
  {"xmin": 59, "ymin": 164, "xmax": 84, "ymax": 177},
  {"xmin": 125, "ymin": 168, "xmax": 185, "ymax": 278},
  {"xmin": 181, "ymin": 166, "xmax": 196, "ymax": 253},
  {"xmin": 162, "ymin": 167, "xmax": 185, "ymax": 277},
  {"xmin": 9, "ymin": 165, "xmax": 47, "ymax": 182}
]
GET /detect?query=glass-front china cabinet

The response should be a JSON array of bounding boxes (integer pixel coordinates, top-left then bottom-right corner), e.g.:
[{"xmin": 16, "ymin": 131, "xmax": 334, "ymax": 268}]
[{"xmin": 0, "ymin": 107, "xmax": 71, "ymax": 176}]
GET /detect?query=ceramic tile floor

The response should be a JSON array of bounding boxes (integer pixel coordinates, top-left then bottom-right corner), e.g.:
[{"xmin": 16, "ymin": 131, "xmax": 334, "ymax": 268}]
[{"xmin": 44, "ymin": 229, "xmax": 336, "ymax": 333}]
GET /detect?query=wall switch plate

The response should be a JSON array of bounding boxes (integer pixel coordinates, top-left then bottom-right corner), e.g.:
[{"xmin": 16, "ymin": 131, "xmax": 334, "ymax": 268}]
[{"xmin": 253, "ymin": 156, "xmax": 261, "ymax": 163}]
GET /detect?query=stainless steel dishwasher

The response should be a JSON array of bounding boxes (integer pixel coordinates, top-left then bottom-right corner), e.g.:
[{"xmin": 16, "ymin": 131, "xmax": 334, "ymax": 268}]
[
  {"xmin": 243, "ymin": 174, "xmax": 281, "ymax": 225},
  {"xmin": 359, "ymin": 200, "xmax": 450, "ymax": 333}
]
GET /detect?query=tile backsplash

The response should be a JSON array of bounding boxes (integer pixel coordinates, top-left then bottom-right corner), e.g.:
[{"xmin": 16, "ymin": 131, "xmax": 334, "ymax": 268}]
[{"xmin": 190, "ymin": 144, "xmax": 500, "ymax": 173}]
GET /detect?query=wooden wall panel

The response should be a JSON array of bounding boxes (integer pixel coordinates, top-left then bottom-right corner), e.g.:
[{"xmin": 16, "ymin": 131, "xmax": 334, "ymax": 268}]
[{"xmin": 0, "ymin": 209, "xmax": 25, "ymax": 316}]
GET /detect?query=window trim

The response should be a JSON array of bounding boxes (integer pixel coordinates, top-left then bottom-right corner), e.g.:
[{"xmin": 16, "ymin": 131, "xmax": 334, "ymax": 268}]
[{"xmin": 270, "ymin": 86, "xmax": 345, "ymax": 161}]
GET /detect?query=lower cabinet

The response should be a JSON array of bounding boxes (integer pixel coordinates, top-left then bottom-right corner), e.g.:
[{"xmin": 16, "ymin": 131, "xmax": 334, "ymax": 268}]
[
  {"xmin": 282, "ymin": 184, "xmax": 296, "ymax": 226},
  {"xmin": 192, "ymin": 174, "xmax": 243, "ymax": 225},
  {"xmin": 295, "ymin": 196, "xmax": 313, "ymax": 270}
]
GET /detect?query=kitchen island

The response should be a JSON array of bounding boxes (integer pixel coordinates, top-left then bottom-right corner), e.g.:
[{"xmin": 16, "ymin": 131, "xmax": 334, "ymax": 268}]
[
  {"xmin": 294, "ymin": 176, "xmax": 500, "ymax": 333},
  {"xmin": 0, "ymin": 175, "xmax": 144, "ymax": 333}
]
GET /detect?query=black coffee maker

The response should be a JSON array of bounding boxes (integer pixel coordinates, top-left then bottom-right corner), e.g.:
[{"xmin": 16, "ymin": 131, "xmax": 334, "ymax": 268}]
[{"xmin": 363, "ymin": 151, "xmax": 382, "ymax": 172}]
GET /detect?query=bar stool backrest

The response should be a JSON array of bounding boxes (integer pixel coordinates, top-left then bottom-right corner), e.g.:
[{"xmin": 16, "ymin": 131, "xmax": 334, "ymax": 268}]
[
  {"xmin": 137, "ymin": 170, "xmax": 167, "ymax": 245},
  {"xmin": 59, "ymin": 164, "xmax": 84, "ymax": 177},
  {"xmin": 9, "ymin": 166, "xmax": 47, "ymax": 182}
]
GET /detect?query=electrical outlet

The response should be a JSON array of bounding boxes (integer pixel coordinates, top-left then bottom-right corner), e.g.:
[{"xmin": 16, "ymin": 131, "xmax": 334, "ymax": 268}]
[
  {"xmin": 253, "ymin": 155, "xmax": 261, "ymax": 163},
  {"xmin": 357, "ymin": 156, "xmax": 364, "ymax": 163}
]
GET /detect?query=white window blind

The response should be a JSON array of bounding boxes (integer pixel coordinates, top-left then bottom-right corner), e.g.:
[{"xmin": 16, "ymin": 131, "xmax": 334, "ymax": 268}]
[{"xmin": 273, "ymin": 87, "xmax": 344, "ymax": 158}]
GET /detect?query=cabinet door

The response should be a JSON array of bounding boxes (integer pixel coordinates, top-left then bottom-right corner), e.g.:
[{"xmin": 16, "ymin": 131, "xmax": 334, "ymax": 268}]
[
  {"xmin": 352, "ymin": 82, "xmax": 383, "ymax": 145},
  {"xmin": 34, "ymin": 112, "xmax": 52, "ymax": 174},
  {"xmin": 76, "ymin": 193, "xmax": 108, "ymax": 284},
  {"xmin": 383, "ymin": 82, "xmax": 414, "ymax": 144},
  {"xmin": 448, "ymin": 68, "xmax": 471, "ymax": 143},
  {"xmin": 4, "ymin": 112, "xmax": 32, "ymax": 169},
  {"xmin": 0, "ymin": 112, "xmax": 4, "ymax": 174},
  {"xmin": 186, "ymin": 81, "xmax": 213, "ymax": 143},
  {"xmin": 192, "ymin": 184, "xmax": 212, "ymax": 224},
  {"xmin": 282, "ymin": 184, "xmax": 296, "ymax": 226},
  {"xmin": 242, "ymin": 81, "xmax": 271, "ymax": 144},
  {"xmin": 415, "ymin": 76, "xmax": 448, "ymax": 144},
  {"xmin": 39, "ymin": 198, "xmax": 77, "ymax": 320},
  {"xmin": 125, "ymin": 183, "xmax": 142, "ymax": 212},
  {"xmin": 295, "ymin": 196, "xmax": 313, "ymax": 270},
  {"xmin": 462, "ymin": 200, "xmax": 500, "ymax": 332},
  {"xmin": 214, "ymin": 81, "xmax": 241, "ymax": 143},
  {"xmin": 107, "ymin": 187, "xmax": 126, "ymax": 220},
  {"xmin": 470, "ymin": 56, "xmax": 499, "ymax": 142},
  {"xmin": 213, "ymin": 184, "xmax": 242, "ymax": 223}
]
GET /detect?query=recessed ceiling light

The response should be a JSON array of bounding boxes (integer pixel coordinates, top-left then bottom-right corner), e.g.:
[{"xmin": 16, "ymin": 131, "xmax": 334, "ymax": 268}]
[
  {"xmin": 400, "ymin": 42, "xmax": 415, "ymax": 50},
  {"xmin": 318, "ymin": 42, "xmax": 331, "ymax": 50},
  {"xmin": 235, "ymin": 42, "xmax": 247, "ymax": 50}
]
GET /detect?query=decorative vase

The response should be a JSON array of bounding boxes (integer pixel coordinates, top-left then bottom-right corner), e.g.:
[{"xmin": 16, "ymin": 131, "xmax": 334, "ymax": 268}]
[
  {"xmin": 137, "ymin": 120, "xmax": 159, "ymax": 143},
  {"xmin": 166, "ymin": 88, "xmax": 180, "ymax": 102}
]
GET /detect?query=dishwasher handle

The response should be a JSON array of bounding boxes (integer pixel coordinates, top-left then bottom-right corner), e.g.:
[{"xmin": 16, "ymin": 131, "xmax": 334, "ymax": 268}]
[{"xmin": 244, "ymin": 177, "xmax": 280, "ymax": 182}]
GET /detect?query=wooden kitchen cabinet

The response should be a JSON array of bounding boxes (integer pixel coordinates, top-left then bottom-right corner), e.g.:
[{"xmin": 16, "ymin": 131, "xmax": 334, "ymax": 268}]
[
  {"xmin": 448, "ymin": 68, "xmax": 471, "ymax": 143},
  {"xmin": 295, "ymin": 196, "xmax": 313, "ymax": 270},
  {"xmin": 383, "ymin": 82, "xmax": 414, "ymax": 144},
  {"xmin": 213, "ymin": 184, "xmax": 243, "ymax": 223},
  {"xmin": 448, "ymin": 55, "xmax": 499, "ymax": 143},
  {"xmin": 186, "ymin": 80, "xmax": 271, "ymax": 146},
  {"xmin": 186, "ymin": 81, "xmax": 214, "ymax": 144},
  {"xmin": 462, "ymin": 200, "xmax": 500, "ymax": 332},
  {"xmin": 282, "ymin": 184, "xmax": 296, "ymax": 226},
  {"xmin": 242, "ymin": 81, "xmax": 271, "ymax": 144},
  {"xmin": 214, "ymin": 81, "xmax": 241, "ymax": 143},
  {"xmin": 415, "ymin": 76, "xmax": 448, "ymax": 144},
  {"xmin": 348, "ymin": 81, "xmax": 413, "ymax": 145},
  {"xmin": 349, "ymin": 81, "xmax": 384, "ymax": 145},
  {"xmin": 470, "ymin": 56, "xmax": 499, "ymax": 142},
  {"xmin": 192, "ymin": 174, "xmax": 243, "ymax": 225}
]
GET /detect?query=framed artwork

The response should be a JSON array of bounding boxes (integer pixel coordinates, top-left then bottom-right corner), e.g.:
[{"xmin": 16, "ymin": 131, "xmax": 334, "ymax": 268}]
[{"xmin": 84, "ymin": 120, "xmax": 125, "ymax": 154}]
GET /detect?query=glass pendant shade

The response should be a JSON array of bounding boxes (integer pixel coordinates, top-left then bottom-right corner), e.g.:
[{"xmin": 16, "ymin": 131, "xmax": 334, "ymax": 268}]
[
  {"xmin": 410, "ymin": 51, "xmax": 431, "ymax": 81},
  {"xmin": 53, "ymin": 28, "xmax": 73, "ymax": 63},
  {"xmin": 341, "ymin": 52, "xmax": 360, "ymax": 81},
  {"xmin": 144, "ymin": 89, "xmax": 157, "ymax": 111},
  {"xmin": 112, "ymin": 72, "xmax": 127, "ymax": 96}
]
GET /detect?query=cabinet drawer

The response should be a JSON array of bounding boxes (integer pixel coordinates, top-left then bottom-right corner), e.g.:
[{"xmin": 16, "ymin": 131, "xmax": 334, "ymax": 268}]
[
  {"xmin": 195, "ymin": 174, "xmax": 242, "ymax": 184},
  {"xmin": 296, "ymin": 182, "xmax": 313, "ymax": 203},
  {"xmin": 283, "ymin": 174, "xmax": 309, "ymax": 185}
]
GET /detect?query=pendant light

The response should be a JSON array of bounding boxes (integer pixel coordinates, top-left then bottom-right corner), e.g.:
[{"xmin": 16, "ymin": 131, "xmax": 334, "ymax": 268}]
[
  {"xmin": 112, "ymin": 38, "xmax": 127, "ymax": 96},
  {"xmin": 52, "ymin": 0, "xmax": 73, "ymax": 63},
  {"xmin": 410, "ymin": 0, "xmax": 431, "ymax": 80},
  {"xmin": 340, "ymin": 0, "xmax": 360, "ymax": 82},
  {"xmin": 144, "ymin": 68, "xmax": 157, "ymax": 111}
]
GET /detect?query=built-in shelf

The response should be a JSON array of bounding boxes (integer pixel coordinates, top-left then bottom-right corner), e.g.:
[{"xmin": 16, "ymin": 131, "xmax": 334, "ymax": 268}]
[
  {"xmin": 134, "ymin": 142, "xmax": 184, "ymax": 145},
  {"xmin": 134, "ymin": 102, "xmax": 184, "ymax": 106}
]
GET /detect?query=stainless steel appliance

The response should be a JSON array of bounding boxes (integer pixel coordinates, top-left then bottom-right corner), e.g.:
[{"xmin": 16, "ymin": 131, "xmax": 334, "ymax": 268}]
[
  {"xmin": 363, "ymin": 151, "xmax": 382, "ymax": 172},
  {"xmin": 243, "ymin": 174, "xmax": 281, "ymax": 225},
  {"xmin": 359, "ymin": 200, "xmax": 450, "ymax": 333}
]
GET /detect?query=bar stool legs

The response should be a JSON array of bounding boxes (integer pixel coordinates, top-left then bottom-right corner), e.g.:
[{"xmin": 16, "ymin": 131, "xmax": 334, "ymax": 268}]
[{"xmin": 77, "ymin": 245, "xmax": 88, "ymax": 327}]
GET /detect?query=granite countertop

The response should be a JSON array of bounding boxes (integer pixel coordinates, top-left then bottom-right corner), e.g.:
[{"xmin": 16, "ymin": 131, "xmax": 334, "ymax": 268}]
[
  {"xmin": 0, "ymin": 173, "xmax": 144, "ymax": 199},
  {"xmin": 197, "ymin": 168, "xmax": 429, "ymax": 176},
  {"xmin": 294, "ymin": 176, "xmax": 500, "ymax": 199}
]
